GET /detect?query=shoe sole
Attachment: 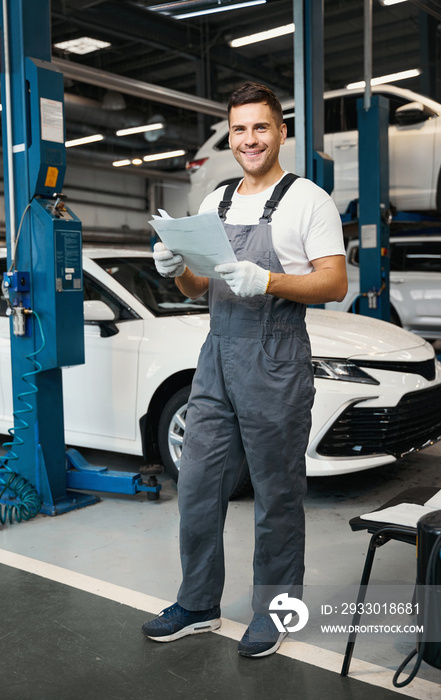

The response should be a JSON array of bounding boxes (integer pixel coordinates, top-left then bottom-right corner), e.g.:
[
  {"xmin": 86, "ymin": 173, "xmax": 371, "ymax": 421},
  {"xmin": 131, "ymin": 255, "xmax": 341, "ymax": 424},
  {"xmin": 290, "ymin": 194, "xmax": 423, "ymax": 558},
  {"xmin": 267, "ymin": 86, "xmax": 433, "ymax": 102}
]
[
  {"xmin": 238, "ymin": 631, "xmax": 288, "ymax": 658},
  {"xmin": 143, "ymin": 618, "xmax": 221, "ymax": 643}
]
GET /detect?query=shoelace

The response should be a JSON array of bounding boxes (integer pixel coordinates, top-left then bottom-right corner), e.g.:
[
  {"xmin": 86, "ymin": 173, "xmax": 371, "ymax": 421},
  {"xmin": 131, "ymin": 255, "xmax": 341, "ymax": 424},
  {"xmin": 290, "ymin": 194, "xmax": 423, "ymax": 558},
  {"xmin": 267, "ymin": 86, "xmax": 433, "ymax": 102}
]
[{"xmin": 161, "ymin": 603, "xmax": 190, "ymax": 619}]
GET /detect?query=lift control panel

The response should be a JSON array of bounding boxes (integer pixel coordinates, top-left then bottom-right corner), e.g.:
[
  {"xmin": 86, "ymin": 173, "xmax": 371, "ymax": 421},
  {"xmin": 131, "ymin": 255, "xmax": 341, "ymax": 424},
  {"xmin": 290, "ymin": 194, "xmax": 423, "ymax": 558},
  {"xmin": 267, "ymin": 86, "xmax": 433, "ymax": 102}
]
[{"xmin": 30, "ymin": 196, "xmax": 84, "ymax": 370}]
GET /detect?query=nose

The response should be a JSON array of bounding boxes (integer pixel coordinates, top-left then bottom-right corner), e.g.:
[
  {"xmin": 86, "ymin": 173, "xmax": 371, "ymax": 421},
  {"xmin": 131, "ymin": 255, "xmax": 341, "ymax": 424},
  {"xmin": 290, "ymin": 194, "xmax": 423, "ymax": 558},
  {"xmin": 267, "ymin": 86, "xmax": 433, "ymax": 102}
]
[{"xmin": 244, "ymin": 129, "xmax": 258, "ymax": 146}]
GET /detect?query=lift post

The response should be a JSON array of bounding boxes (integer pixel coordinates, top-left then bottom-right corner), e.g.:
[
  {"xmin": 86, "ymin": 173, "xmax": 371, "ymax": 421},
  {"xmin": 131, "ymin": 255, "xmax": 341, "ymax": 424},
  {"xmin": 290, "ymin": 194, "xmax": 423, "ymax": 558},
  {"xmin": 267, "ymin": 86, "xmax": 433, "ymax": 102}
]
[
  {"xmin": 357, "ymin": 0, "xmax": 391, "ymax": 323},
  {"xmin": 294, "ymin": 0, "xmax": 333, "ymax": 312},
  {"xmin": 293, "ymin": 0, "xmax": 334, "ymax": 195},
  {"xmin": 0, "ymin": 0, "xmax": 97, "ymax": 514},
  {"xmin": 357, "ymin": 95, "xmax": 391, "ymax": 322},
  {"xmin": 0, "ymin": 0, "xmax": 161, "ymax": 514}
]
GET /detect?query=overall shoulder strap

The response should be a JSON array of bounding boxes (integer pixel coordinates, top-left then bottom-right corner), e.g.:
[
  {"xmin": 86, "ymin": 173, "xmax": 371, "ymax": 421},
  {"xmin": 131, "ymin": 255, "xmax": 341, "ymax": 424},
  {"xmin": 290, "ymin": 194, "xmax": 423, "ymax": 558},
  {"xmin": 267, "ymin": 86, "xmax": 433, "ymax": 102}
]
[
  {"xmin": 261, "ymin": 173, "xmax": 301, "ymax": 222},
  {"xmin": 217, "ymin": 179, "xmax": 241, "ymax": 219}
]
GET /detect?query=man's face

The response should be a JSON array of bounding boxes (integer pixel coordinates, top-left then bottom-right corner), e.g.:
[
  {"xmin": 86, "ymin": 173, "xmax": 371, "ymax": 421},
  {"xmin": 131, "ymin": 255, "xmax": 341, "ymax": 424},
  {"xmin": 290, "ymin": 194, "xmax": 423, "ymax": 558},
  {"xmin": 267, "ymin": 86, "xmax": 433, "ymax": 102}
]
[{"xmin": 228, "ymin": 102, "xmax": 287, "ymax": 178}]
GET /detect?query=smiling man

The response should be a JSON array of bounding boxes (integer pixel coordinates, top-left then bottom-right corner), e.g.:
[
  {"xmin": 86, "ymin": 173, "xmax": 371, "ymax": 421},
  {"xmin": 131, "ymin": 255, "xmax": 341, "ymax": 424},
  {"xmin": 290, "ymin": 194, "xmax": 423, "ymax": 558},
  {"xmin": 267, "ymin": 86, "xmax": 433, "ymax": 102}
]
[
  {"xmin": 144, "ymin": 82, "xmax": 347, "ymax": 658},
  {"xmin": 229, "ymin": 101, "xmax": 285, "ymax": 183}
]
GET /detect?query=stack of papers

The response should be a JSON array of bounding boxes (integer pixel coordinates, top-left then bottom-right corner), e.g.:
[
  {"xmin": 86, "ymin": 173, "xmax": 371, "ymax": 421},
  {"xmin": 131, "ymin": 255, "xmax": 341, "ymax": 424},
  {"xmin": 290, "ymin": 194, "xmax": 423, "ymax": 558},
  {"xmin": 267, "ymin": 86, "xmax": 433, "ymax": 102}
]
[
  {"xmin": 150, "ymin": 209, "xmax": 237, "ymax": 279},
  {"xmin": 359, "ymin": 490, "xmax": 441, "ymax": 528}
]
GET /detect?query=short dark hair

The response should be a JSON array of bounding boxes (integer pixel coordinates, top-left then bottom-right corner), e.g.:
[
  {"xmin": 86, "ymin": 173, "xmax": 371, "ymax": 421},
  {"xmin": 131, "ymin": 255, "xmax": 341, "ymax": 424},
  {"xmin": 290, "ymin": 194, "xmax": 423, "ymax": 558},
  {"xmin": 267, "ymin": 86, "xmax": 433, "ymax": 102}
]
[{"xmin": 228, "ymin": 82, "xmax": 284, "ymax": 126}]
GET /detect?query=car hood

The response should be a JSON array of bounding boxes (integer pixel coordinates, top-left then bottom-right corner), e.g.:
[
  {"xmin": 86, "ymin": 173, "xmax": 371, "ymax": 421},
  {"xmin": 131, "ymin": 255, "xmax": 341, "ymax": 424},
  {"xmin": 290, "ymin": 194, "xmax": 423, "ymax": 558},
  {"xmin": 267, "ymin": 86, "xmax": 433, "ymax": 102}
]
[
  {"xmin": 178, "ymin": 309, "xmax": 433, "ymax": 362},
  {"xmin": 176, "ymin": 314, "xmax": 211, "ymax": 332},
  {"xmin": 306, "ymin": 309, "xmax": 432, "ymax": 361}
]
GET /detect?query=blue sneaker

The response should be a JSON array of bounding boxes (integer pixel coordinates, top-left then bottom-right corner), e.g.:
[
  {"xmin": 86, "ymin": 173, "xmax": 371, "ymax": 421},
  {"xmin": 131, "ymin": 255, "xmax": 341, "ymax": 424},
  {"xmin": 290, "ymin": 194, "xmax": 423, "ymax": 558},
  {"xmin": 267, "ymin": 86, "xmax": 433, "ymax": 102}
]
[
  {"xmin": 142, "ymin": 602, "xmax": 221, "ymax": 642},
  {"xmin": 238, "ymin": 613, "xmax": 288, "ymax": 657}
]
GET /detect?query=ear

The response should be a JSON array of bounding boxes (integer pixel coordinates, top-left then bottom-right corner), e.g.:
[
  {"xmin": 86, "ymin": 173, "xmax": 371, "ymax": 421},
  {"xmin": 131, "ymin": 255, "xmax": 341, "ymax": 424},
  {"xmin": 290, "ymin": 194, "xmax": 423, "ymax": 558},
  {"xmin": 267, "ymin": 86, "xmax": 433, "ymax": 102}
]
[{"xmin": 280, "ymin": 122, "xmax": 287, "ymax": 145}]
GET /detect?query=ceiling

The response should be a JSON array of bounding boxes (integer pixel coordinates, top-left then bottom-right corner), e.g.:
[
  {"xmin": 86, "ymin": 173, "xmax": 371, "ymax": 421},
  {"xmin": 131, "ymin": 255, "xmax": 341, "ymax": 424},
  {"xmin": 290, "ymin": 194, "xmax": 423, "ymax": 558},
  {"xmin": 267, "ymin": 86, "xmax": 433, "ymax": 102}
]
[{"xmin": 51, "ymin": 0, "xmax": 440, "ymax": 177}]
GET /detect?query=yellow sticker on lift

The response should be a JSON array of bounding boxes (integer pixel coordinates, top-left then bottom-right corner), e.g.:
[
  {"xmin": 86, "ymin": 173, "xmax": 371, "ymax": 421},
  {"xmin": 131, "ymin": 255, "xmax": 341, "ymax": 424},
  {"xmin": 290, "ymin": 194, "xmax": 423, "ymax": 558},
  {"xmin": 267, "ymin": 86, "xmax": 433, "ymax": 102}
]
[{"xmin": 44, "ymin": 166, "xmax": 59, "ymax": 188}]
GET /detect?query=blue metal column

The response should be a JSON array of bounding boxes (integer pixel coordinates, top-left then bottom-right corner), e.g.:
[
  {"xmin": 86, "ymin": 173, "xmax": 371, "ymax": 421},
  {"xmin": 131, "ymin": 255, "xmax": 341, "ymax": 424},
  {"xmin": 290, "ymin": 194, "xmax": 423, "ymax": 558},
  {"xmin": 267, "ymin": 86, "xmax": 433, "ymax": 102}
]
[
  {"xmin": 357, "ymin": 96, "xmax": 390, "ymax": 321},
  {"xmin": 294, "ymin": 0, "xmax": 332, "ymax": 313},
  {"xmin": 293, "ymin": 0, "xmax": 333, "ymax": 194},
  {"xmin": 357, "ymin": 0, "xmax": 390, "ymax": 322},
  {"xmin": 0, "ymin": 0, "xmax": 96, "ymax": 514}
]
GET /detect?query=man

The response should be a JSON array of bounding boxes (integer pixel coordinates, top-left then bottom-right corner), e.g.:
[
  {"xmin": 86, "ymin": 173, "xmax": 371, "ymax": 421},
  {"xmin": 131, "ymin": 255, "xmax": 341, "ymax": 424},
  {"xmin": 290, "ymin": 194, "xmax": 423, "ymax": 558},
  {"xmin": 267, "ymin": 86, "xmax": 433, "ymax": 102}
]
[{"xmin": 143, "ymin": 82, "xmax": 347, "ymax": 657}]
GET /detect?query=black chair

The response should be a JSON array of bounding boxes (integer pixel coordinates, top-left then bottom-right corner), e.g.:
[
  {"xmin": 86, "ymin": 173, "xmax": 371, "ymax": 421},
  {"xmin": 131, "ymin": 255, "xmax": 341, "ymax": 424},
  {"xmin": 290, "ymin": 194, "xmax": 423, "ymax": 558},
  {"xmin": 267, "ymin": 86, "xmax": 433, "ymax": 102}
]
[{"xmin": 341, "ymin": 485, "xmax": 440, "ymax": 676}]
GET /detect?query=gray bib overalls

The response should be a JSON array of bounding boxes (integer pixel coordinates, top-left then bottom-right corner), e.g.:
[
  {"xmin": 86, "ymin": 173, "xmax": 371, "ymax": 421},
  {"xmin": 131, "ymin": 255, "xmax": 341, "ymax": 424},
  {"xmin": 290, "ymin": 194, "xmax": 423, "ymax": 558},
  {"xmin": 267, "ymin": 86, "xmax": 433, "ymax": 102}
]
[{"xmin": 177, "ymin": 175, "xmax": 315, "ymax": 614}]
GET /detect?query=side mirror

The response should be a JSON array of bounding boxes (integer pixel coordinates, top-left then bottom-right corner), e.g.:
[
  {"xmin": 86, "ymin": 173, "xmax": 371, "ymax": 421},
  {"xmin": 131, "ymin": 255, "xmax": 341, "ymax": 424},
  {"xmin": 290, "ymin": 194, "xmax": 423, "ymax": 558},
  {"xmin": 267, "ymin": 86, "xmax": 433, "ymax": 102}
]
[
  {"xmin": 83, "ymin": 300, "xmax": 116, "ymax": 322},
  {"xmin": 395, "ymin": 101, "xmax": 433, "ymax": 126}
]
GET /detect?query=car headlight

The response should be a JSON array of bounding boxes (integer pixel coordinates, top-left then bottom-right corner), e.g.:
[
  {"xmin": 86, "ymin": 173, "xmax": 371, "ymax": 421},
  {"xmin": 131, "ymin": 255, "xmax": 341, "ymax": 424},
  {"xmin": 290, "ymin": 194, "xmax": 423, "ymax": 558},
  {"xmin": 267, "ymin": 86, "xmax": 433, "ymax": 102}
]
[{"xmin": 312, "ymin": 359, "xmax": 380, "ymax": 385}]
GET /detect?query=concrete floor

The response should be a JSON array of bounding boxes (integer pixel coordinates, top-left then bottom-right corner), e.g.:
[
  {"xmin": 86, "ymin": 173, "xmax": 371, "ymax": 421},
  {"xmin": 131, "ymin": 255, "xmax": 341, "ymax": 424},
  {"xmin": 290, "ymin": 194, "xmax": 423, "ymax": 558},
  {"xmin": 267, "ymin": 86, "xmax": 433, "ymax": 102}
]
[
  {"xmin": 1, "ymin": 561, "xmax": 415, "ymax": 700},
  {"xmin": 1, "ymin": 438, "xmax": 441, "ymax": 698}
]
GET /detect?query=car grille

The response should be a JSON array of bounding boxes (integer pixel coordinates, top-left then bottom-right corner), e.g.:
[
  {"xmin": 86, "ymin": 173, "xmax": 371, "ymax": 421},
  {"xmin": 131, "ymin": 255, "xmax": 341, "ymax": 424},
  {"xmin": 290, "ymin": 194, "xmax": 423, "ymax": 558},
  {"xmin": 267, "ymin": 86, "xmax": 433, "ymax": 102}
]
[
  {"xmin": 317, "ymin": 384, "xmax": 441, "ymax": 458},
  {"xmin": 353, "ymin": 358, "xmax": 436, "ymax": 382}
]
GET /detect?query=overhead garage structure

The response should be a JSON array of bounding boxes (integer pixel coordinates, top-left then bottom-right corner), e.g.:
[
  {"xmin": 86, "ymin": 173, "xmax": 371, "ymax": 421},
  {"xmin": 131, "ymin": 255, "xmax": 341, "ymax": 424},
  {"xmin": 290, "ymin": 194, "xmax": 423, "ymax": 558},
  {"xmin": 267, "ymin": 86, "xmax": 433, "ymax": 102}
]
[
  {"xmin": 51, "ymin": 0, "xmax": 438, "ymax": 170},
  {"xmin": 0, "ymin": 0, "xmax": 437, "ymax": 239}
]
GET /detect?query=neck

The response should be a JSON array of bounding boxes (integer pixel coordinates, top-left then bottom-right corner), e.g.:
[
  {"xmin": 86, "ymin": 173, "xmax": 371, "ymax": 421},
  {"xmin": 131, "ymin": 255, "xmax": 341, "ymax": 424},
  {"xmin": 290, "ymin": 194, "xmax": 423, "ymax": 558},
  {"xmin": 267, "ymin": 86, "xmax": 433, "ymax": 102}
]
[{"xmin": 238, "ymin": 164, "xmax": 285, "ymax": 195}]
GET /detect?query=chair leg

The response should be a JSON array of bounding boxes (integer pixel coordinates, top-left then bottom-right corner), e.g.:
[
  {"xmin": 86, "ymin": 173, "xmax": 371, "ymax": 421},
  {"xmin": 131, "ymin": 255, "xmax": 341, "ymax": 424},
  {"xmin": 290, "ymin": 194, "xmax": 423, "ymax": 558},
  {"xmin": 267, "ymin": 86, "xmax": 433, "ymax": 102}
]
[{"xmin": 341, "ymin": 530, "xmax": 392, "ymax": 676}]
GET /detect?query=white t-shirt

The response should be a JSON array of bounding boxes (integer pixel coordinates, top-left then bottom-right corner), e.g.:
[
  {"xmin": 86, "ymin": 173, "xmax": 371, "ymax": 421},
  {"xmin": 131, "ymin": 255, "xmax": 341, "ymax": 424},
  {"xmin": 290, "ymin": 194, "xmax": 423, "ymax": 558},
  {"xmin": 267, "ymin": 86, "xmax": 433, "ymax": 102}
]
[{"xmin": 199, "ymin": 173, "xmax": 346, "ymax": 276}]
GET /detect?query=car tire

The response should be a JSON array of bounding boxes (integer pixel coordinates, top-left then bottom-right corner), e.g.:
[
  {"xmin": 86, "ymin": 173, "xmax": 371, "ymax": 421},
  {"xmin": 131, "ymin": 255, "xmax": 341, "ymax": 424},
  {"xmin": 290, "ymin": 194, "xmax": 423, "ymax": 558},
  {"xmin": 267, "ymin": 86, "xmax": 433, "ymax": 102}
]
[{"xmin": 157, "ymin": 385, "xmax": 252, "ymax": 499}]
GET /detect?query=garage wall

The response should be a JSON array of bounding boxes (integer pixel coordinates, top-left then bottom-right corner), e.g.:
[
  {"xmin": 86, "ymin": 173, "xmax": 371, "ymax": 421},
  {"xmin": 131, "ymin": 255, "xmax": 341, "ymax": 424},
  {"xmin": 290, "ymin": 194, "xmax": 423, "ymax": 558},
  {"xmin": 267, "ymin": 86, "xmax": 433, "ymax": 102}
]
[
  {"xmin": 63, "ymin": 165, "xmax": 149, "ymax": 236},
  {"xmin": 161, "ymin": 180, "xmax": 190, "ymax": 218}
]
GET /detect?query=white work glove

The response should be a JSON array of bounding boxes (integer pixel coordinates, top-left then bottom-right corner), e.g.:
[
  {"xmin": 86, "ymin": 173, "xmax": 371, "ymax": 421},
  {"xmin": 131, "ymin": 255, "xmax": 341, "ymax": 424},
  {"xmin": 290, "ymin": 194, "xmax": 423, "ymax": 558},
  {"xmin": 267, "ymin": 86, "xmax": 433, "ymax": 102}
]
[
  {"xmin": 153, "ymin": 242, "xmax": 186, "ymax": 278},
  {"xmin": 215, "ymin": 261, "xmax": 270, "ymax": 297}
]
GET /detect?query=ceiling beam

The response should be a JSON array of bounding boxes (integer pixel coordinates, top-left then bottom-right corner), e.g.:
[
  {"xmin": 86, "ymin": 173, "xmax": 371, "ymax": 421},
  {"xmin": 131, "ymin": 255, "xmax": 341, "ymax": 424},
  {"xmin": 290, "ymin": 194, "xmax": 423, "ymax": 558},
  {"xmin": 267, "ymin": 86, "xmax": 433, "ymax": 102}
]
[
  {"xmin": 409, "ymin": 0, "xmax": 441, "ymax": 21},
  {"xmin": 53, "ymin": 57, "xmax": 228, "ymax": 118}
]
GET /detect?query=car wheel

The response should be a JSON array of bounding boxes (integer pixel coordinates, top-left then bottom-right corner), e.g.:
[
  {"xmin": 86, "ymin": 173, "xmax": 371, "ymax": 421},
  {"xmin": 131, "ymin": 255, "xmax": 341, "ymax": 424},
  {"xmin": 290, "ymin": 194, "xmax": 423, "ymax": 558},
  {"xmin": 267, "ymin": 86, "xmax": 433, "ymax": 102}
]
[{"xmin": 157, "ymin": 385, "xmax": 252, "ymax": 498}]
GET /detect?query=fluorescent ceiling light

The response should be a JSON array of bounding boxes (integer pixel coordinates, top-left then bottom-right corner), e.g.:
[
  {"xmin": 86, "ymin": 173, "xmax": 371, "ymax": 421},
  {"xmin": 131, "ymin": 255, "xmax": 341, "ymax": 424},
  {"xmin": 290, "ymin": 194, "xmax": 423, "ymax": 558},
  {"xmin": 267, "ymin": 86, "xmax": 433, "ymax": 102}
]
[
  {"xmin": 53, "ymin": 37, "xmax": 111, "ymax": 55},
  {"xmin": 116, "ymin": 123, "xmax": 164, "ymax": 137},
  {"xmin": 173, "ymin": 1, "xmax": 266, "ymax": 20},
  {"xmin": 230, "ymin": 23, "xmax": 294, "ymax": 48},
  {"xmin": 113, "ymin": 159, "xmax": 132, "ymax": 167},
  {"xmin": 346, "ymin": 68, "xmax": 421, "ymax": 89},
  {"xmin": 379, "ymin": 1, "xmax": 408, "ymax": 6},
  {"xmin": 65, "ymin": 134, "xmax": 104, "ymax": 148},
  {"xmin": 143, "ymin": 149, "xmax": 186, "ymax": 162},
  {"xmin": 113, "ymin": 150, "xmax": 186, "ymax": 167}
]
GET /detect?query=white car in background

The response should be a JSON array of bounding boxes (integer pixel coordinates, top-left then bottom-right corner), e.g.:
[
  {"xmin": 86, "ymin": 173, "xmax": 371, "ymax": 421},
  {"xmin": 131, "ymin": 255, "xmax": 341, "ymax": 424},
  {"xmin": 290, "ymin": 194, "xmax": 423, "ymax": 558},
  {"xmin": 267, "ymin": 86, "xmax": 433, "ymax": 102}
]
[
  {"xmin": 0, "ymin": 248, "xmax": 440, "ymax": 495},
  {"xmin": 186, "ymin": 84, "xmax": 441, "ymax": 216},
  {"xmin": 326, "ymin": 231, "xmax": 441, "ymax": 340}
]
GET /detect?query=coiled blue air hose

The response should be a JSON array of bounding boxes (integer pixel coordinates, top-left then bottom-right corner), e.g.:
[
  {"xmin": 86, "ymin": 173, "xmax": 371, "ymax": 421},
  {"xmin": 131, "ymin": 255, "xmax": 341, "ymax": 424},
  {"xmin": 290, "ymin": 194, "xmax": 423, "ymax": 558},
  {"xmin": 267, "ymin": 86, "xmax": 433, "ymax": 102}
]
[{"xmin": 0, "ymin": 310, "xmax": 44, "ymax": 525}]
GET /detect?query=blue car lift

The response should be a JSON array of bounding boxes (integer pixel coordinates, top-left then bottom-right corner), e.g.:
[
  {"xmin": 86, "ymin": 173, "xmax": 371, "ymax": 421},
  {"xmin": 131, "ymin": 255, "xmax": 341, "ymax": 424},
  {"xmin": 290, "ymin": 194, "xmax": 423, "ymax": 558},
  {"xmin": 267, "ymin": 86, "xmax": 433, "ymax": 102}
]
[
  {"xmin": 0, "ymin": 0, "xmax": 160, "ymax": 518},
  {"xmin": 66, "ymin": 450, "xmax": 161, "ymax": 501}
]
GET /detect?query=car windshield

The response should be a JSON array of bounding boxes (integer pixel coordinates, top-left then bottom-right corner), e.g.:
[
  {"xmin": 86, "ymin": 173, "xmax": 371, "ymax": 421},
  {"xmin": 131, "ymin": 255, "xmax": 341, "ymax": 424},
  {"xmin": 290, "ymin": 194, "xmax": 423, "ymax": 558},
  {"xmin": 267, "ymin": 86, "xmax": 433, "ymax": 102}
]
[{"xmin": 93, "ymin": 256, "xmax": 209, "ymax": 316}]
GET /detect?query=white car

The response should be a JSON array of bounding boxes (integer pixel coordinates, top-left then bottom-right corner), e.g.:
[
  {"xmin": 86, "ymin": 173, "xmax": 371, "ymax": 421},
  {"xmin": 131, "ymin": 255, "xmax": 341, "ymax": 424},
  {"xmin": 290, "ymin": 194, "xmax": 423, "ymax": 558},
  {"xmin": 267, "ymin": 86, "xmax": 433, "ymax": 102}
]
[
  {"xmin": 326, "ymin": 232, "xmax": 441, "ymax": 340},
  {"xmin": 0, "ymin": 248, "xmax": 440, "ymax": 493},
  {"xmin": 186, "ymin": 84, "xmax": 441, "ymax": 216}
]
